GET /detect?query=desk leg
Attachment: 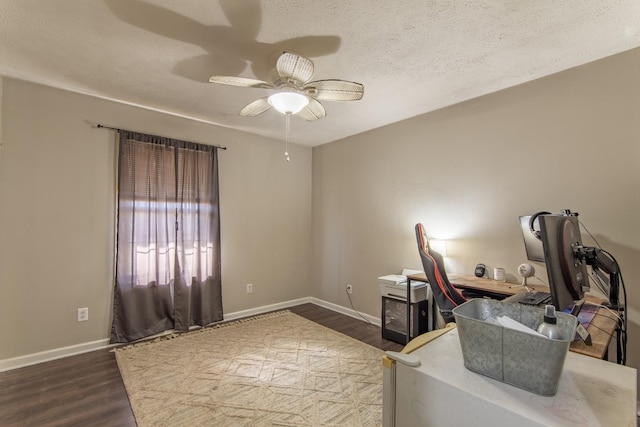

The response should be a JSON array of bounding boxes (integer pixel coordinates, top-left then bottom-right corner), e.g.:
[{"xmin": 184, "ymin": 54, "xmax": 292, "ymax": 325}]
[
  {"xmin": 406, "ymin": 278, "xmax": 411, "ymax": 344},
  {"xmin": 615, "ymin": 315, "xmax": 623, "ymax": 364},
  {"xmin": 431, "ymin": 291, "xmax": 437, "ymax": 332}
]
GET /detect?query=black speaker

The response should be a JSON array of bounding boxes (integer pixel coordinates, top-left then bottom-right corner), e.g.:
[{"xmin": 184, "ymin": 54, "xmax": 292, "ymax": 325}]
[{"xmin": 474, "ymin": 263, "xmax": 486, "ymax": 278}]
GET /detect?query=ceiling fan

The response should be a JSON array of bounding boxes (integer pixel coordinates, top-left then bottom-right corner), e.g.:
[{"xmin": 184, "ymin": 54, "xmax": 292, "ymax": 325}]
[{"xmin": 208, "ymin": 51, "xmax": 364, "ymax": 120}]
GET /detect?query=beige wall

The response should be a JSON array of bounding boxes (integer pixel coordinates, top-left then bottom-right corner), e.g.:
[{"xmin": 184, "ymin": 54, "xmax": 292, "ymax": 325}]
[
  {"xmin": 0, "ymin": 78, "xmax": 312, "ymax": 360},
  {"xmin": 312, "ymin": 48, "xmax": 640, "ymax": 373},
  {"xmin": 0, "ymin": 76, "xmax": 3, "ymax": 163}
]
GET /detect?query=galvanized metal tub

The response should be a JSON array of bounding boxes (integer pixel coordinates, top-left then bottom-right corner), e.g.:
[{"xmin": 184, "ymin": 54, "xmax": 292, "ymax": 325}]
[{"xmin": 452, "ymin": 298, "xmax": 578, "ymax": 396}]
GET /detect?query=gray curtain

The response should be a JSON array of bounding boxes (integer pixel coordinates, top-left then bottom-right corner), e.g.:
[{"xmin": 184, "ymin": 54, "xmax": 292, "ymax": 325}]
[{"xmin": 110, "ymin": 131, "xmax": 222, "ymax": 343}]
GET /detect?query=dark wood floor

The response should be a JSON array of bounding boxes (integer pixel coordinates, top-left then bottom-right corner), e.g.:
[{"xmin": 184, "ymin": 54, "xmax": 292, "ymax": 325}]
[{"xmin": 0, "ymin": 303, "xmax": 402, "ymax": 427}]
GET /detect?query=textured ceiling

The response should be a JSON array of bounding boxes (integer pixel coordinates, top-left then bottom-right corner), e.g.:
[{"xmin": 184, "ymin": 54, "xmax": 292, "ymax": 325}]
[{"xmin": 1, "ymin": 1, "xmax": 639, "ymax": 147}]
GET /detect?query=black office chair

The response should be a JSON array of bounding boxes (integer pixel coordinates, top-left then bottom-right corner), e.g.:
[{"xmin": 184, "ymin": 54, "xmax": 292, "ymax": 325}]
[{"xmin": 415, "ymin": 223, "xmax": 467, "ymax": 323}]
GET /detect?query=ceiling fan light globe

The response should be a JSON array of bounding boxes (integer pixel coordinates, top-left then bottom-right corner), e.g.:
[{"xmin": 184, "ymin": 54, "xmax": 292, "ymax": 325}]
[{"xmin": 268, "ymin": 92, "xmax": 309, "ymax": 115}]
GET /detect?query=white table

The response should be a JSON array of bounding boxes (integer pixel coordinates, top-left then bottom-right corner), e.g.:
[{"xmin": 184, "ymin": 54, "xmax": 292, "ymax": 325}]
[{"xmin": 382, "ymin": 326, "xmax": 637, "ymax": 426}]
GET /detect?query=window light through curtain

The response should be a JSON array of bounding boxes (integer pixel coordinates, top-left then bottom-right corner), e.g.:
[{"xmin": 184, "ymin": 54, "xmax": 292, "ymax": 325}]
[{"xmin": 110, "ymin": 131, "xmax": 222, "ymax": 343}]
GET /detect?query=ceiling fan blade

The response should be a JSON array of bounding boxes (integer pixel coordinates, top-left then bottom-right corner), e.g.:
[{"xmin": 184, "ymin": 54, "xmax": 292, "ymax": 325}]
[
  {"xmin": 295, "ymin": 98, "xmax": 326, "ymax": 121},
  {"xmin": 276, "ymin": 52, "xmax": 314, "ymax": 84},
  {"xmin": 303, "ymin": 79, "xmax": 364, "ymax": 101},
  {"xmin": 239, "ymin": 97, "xmax": 272, "ymax": 117},
  {"xmin": 208, "ymin": 75, "xmax": 273, "ymax": 89}
]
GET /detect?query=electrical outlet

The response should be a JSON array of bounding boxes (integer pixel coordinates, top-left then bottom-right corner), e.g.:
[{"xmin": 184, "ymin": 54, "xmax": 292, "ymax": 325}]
[
  {"xmin": 346, "ymin": 284, "xmax": 353, "ymax": 294},
  {"xmin": 77, "ymin": 307, "xmax": 88, "ymax": 322},
  {"xmin": 247, "ymin": 283, "xmax": 253, "ymax": 294}
]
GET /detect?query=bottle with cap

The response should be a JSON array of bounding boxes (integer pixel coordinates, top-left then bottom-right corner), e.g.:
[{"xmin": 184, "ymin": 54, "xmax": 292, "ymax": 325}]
[{"xmin": 537, "ymin": 305, "xmax": 562, "ymax": 339}]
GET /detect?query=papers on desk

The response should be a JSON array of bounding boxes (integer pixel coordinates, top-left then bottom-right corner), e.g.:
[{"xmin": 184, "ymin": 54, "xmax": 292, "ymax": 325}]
[
  {"xmin": 378, "ymin": 274, "xmax": 408, "ymax": 286},
  {"xmin": 488, "ymin": 315, "xmax": 543, "ymax": 336},
  {"xmin": 378, "ymin": 269, "xmax": 429, "ymax": 303},
  {"xmin": 377, "ymin": 268, "xmax": 424, "ymax": 286}
]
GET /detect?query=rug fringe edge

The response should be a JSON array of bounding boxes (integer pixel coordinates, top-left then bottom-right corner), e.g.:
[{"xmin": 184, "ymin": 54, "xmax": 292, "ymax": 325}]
[{"xmin": 111, "ymin": 309, "xmax": 292, "ymax": 352}]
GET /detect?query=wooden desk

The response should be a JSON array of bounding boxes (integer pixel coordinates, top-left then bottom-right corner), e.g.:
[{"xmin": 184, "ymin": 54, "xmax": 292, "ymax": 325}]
[{"xmin": 406, "ymin": 273, "xmax": 618, "ymax": 360}]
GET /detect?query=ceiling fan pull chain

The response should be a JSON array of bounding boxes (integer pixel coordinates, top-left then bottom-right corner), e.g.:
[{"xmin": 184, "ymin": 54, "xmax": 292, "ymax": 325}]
[{"xmin": 285, "ymin": 113, "xmax": 291, "ymax": 162}]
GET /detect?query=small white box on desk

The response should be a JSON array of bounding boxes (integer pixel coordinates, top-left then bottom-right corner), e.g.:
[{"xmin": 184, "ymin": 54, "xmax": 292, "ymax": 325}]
[{"xmin": 378, "ymin": 268, "xmax": 429, "ymax": 303}]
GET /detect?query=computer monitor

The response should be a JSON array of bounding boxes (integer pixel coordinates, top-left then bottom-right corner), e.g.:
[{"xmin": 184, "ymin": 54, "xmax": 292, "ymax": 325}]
[
  {"xmin": 538, "ymin": 213, "xmax": 588, "ymax": 312},
  {"xmin": 519, "ymin": 215, "xmax": 545, "ymax": 262}
]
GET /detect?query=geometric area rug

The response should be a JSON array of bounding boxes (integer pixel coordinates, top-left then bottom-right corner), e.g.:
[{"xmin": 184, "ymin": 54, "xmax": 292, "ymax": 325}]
[{"xmin": 114, "ymin": 311, "xmax": 384, "ymax": 426}]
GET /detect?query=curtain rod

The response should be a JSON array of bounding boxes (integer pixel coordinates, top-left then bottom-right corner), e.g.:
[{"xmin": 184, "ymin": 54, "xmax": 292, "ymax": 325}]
[{"xmin": 96, "ymin": 124, "xmax": 227, "ymax": 150}]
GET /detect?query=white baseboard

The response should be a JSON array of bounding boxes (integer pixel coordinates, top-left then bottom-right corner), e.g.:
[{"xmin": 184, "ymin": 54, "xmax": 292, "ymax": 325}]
[
  {"xmin": 222, "ymin": 297, "xmax": 312, "ymax": 322},
  {"xmin": 0, "ymin": 296, "xmax": 375, "ymax": 372},
  {"xmin": 309, "ymin": 297, "xmax": 381, "ymax": 327},
  {"xmin": 0, "ymin": 338, "xmax": 110, "ymax": 373}
]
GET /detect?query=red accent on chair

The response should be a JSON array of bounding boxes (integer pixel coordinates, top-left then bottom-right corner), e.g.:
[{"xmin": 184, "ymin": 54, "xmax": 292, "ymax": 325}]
[{"xmin": 415, "ymin": 223, "xmax": 466, "ymax": 322}]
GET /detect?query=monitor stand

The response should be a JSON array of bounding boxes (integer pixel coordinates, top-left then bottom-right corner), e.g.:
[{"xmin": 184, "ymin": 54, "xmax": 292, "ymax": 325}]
[{"xmin": 571, "ymin": 300, "xmax": 592, "ymax": 346}]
